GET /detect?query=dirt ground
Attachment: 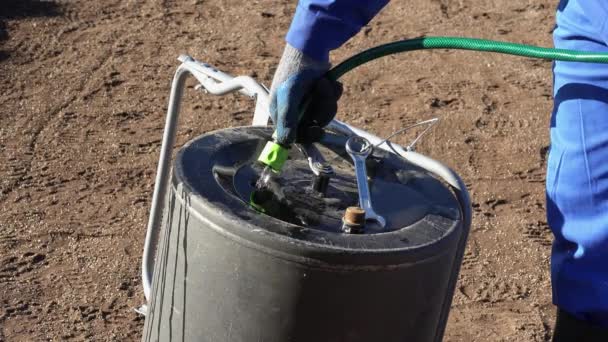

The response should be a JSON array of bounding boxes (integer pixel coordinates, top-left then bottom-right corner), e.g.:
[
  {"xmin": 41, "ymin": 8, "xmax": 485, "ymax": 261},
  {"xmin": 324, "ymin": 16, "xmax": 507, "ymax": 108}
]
[{"xmin": 1, "ymin": 0, "xmax": 558, "ymax": 341}]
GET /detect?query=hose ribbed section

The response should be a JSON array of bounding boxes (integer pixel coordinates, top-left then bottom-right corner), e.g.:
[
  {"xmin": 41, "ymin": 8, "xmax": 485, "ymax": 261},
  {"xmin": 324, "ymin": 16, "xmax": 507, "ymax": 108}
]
[{"xmin": 328, "ymin": 36, "xmax": 608, "ymax": 80}]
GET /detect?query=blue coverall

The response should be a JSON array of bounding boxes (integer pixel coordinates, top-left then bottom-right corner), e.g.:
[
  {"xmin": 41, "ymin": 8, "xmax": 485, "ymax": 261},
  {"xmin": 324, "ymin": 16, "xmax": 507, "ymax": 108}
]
[{"xmin": 286, "ymin": 0, "xmax": 608, "ymax": 328}]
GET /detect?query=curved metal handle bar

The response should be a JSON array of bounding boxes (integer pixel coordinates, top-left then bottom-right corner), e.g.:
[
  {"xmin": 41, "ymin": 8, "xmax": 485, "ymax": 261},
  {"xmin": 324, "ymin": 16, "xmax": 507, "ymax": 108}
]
[
  {"xmin": 178, "ymin": 55, "xmax": 271, "ymax": 125},
  {"xmin": 140, "ymin": 56, "xmax": 271, "ymax": 307}
]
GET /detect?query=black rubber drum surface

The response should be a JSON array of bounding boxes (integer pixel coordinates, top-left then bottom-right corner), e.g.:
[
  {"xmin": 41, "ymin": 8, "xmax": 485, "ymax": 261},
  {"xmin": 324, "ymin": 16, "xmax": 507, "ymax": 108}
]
[{"xmin": 142, "ymin": 126, "xmax": 465, "ymax": 342}]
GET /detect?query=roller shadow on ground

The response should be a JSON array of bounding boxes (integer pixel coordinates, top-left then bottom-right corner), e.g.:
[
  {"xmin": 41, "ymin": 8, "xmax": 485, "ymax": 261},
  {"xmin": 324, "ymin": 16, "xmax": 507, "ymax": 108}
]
[{"xmin": 0, "ymin": 0, "xmax": 62, "ymax": 61}]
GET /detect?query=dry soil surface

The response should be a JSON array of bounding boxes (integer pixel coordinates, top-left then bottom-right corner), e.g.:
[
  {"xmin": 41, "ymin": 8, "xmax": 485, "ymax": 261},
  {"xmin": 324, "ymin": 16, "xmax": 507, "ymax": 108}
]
[{"xmin": 1, "ymin": 0, "xmax": 557, "ymax": 341}]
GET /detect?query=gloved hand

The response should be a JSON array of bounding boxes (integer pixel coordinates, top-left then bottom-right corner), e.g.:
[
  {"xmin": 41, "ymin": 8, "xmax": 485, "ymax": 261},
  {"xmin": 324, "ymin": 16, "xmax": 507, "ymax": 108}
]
[{"xmin": 269, "ymin": 44, "xmax": 343, "ymax": 146}]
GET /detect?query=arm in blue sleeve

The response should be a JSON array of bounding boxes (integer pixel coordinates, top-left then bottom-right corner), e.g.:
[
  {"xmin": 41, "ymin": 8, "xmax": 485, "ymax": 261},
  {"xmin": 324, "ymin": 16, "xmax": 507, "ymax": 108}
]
[{"xmin": 286, "ymin": 0, "xmax": 390, "ymax": 63}]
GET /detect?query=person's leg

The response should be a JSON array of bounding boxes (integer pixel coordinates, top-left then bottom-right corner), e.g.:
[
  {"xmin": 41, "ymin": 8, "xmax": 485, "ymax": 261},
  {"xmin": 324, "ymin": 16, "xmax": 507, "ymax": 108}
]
[
  {"xmin": 553, "ymin": 309, "xmax": 608, "ymax": 341},
  {"xmin": 548, "ymin": 0, "xmax": 608, "ymax": 335}
]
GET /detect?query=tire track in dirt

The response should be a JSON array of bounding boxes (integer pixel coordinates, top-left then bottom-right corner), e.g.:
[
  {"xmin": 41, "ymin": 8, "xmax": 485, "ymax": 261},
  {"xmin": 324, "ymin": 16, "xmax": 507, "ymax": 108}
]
[
  {"xmin": 461, "ymin": 237, "xmax": 481, "ymax": 271},
  {"xmin": 0, "ymin": 252, "xmax": 46, "ymax": 281},
  {"xmin": 1, "ymin": 5, "xmax": 151, "ymax": 339},
  {"xmin": 0, "ymin": 9, "xmax": 136, "ymax": 204},
  {"xmin": 522, "ymin": 220, "xmax": 552, "ymax": 247},
  {"xmin": 1, "ymin": 65, "xmax": 102, "ymax": 202},
  {"xmin": 448, "ymin": 301, "xmax": 549, "ymax": 341}
]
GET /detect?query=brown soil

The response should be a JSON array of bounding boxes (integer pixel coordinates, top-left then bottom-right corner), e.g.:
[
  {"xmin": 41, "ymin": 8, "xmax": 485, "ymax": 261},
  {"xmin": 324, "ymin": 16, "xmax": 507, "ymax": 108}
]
[{"xmin": 1, "ymin": 0, "xmax": 556, "ymax": 341}]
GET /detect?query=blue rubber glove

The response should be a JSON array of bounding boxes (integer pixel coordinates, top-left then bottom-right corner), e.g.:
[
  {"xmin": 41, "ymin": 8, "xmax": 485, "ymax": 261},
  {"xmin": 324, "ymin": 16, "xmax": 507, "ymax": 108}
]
[{"xmin": 269, "ymin": 44, "xmax": 342, "ymax": 146}]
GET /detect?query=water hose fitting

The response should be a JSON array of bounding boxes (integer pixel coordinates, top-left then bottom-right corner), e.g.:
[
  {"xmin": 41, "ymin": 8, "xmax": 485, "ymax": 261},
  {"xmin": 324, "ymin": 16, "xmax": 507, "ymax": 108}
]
[{"xmin": 258, "ymin": 141, "xmax": 289, "ymax": 173}]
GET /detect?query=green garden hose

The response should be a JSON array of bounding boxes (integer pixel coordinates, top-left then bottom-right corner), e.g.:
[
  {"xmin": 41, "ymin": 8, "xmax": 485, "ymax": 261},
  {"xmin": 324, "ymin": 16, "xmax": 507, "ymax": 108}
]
[
  {"xmin": 327, "ymin": 36, "xmax": 608, "ymax": 80},
  {"xmin": 258, "ymin": 36, "xmax": 608, "ymax": 173}
]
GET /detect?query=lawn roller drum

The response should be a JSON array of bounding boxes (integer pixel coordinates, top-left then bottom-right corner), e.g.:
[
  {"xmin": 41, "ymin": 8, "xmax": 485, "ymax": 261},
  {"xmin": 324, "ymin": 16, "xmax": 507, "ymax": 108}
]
[{"xmin": 139, "ymin": 53, "xmax": 472, "ymax": 341}]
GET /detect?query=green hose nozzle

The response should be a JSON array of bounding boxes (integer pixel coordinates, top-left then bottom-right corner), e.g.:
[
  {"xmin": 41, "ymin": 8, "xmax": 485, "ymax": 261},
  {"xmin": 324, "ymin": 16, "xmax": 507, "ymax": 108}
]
[{"xmin": 258, "ymin": 141, "xmax": 289, "ymax": 172}]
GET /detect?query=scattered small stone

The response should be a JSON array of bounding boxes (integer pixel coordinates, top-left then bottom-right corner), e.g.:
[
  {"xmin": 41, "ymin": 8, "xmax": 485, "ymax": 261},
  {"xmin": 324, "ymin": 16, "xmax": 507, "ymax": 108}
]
[{"xmin": 31, "ymin": 254, "xmax": 46, "ymax": 264}]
